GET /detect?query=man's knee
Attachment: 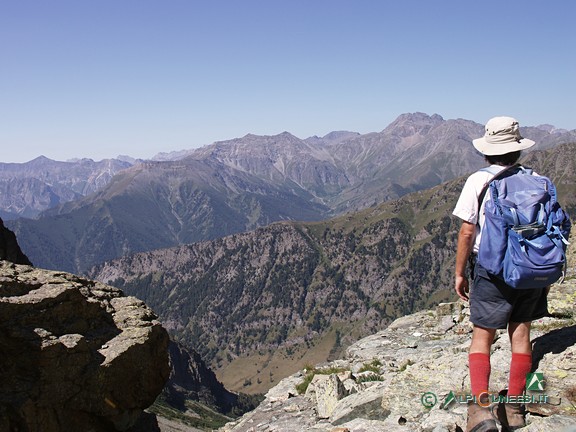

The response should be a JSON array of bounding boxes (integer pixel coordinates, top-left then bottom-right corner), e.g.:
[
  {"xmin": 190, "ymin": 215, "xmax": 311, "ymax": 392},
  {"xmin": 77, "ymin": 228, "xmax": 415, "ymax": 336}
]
[{"xmin": 509, "ymin": 321, "xmax": 532, "ymax": 353}]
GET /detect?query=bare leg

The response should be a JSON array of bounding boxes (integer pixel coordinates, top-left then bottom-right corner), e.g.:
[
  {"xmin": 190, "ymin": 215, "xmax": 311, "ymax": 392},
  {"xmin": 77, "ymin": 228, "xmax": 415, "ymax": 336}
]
[
  {"xmin": 470, "ymin": 325, "xmax": 497, "ymax": 354},
  {"xmin": 508, "ymin": 321, "xmax": 532, "ymax": 354}
]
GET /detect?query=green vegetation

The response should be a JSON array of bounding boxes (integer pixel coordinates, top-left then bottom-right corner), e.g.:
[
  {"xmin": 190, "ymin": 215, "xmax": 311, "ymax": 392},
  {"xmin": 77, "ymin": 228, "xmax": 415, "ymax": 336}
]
[
  {"xmin": 356, "ymin": 373, "xmax": 384, "ymax": 383},
  {"xmin": 295, "ymin": 365, "xmax": 349, "ymax": 394},
  {"xmin": 355, "ymin": 359, "xmax": 385, "ymax": 383},
  {"xmin": 358, "ymin": 359, "xmax": 382, "ymax": 374},
  {"xmin": 295, "ymin": 360, "xmax": 387, "ymax": 393}
]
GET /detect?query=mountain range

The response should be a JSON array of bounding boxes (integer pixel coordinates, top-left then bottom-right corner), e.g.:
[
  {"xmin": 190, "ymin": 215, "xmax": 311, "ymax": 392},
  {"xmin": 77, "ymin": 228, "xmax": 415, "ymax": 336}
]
[
  {"xmin": 6, "ymin": 113, "xmax": 576, "ymax": 275},
  {"xmin": 88, "ymin": 142, "xmax": 576, "ymax": 394},
  {"xmin": 0, "ymin": 156, "xmax": 133, "ymax": 220}
]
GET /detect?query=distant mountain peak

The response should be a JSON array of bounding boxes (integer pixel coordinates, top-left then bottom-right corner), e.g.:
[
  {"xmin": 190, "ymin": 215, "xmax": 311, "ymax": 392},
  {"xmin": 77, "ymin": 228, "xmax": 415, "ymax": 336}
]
[
  {"xmin": 391, "ymin": 112, "xmax": 444, "ymax": 124},
  {"xmin": 28, "ymin": 155, "xmax": 54, "ymax": 164},
  {"xmin": 322, "ymin": 131, "xmax": 360, "ymax": 140},
  {"xmin": 241, "ymin": 131, "xmax": 298, "ymax": 141},
  {"xmin": 535, "ymin": 124, "xmax": 568, "ymax": 134},
  {"xmin": 382, "ymin": 112, "xmax": 445, "ymax": 136}
]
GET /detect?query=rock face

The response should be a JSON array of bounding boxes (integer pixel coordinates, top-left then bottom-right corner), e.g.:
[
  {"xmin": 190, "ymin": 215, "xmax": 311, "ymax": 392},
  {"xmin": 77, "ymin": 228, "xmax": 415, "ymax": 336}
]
[
  {"xmin": 0, "ymin": 217, "xmax": 32, "ymax": 265},
  {"xmin": 221, "ymin": 277, "xmax": 576, "ymax": 431},
  {"xmin": 0, "ymin": 261, "xmax": 170, "ymax": 431},
  {"xmin": 165, "ymin": 341, "xmax": 250, "ymax": 415}
]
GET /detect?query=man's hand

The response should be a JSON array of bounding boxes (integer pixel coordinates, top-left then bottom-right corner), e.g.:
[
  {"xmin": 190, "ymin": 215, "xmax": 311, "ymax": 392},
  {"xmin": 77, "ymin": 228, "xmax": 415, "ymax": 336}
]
[{"xmin": 455, "ymin": 275, "xmax": 469, "ymax": 301}]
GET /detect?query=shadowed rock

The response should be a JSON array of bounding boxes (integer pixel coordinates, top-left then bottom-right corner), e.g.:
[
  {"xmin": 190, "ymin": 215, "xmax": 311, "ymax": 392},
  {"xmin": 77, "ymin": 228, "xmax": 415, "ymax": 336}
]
[
  {"xmin": 0, "ymin": 261, "xmax": 170, "ymax": 431},
  {"xmin": 0, "ymin": 217, "xmax": 31, "ymax": 265}
]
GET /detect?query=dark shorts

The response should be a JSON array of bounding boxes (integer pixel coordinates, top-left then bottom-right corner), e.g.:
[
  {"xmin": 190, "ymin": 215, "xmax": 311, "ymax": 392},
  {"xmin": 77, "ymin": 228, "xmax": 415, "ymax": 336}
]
[{"xmin": 470, "ymin": 263, "xmax": 549, "ymax": 329}]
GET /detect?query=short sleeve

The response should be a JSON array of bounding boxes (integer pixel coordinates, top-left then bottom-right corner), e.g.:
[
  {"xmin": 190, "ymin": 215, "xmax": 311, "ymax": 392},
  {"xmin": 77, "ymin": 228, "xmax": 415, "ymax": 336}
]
[{"xmin": 453, "ymin": 176, "xmax": 481, "ymax": 224}]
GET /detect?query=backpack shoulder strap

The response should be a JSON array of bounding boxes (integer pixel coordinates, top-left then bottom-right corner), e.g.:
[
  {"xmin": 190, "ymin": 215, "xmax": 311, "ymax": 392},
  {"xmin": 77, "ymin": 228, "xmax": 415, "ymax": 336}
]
[{"xmin": 477, "ymin": 163, "xmax": 522, "ymax": 210}]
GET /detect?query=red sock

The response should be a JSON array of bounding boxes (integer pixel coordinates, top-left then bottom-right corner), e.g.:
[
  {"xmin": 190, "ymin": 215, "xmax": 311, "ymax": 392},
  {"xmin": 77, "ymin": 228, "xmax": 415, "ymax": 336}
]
[
  {"xmin": 469, "ymin": 352, "xmax": 491, "ymax": 397},
  {"xmin": 508, "ymin": 353, "xmax": 532, "ymax": 396}
]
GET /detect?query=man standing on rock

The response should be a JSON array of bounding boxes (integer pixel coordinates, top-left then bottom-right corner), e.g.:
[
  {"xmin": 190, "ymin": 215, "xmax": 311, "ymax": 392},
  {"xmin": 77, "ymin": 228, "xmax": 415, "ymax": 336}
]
[{"xmin": 452, "ymin": 117, "xmax": 549, "ymax": 432}]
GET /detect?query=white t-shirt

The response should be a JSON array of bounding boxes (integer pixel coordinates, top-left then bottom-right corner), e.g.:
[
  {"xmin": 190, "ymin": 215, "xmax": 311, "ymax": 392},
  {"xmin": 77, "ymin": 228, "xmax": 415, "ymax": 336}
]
[{"xmin": 452, "ymin": 165, "xmax": 507, "ymax": 253}]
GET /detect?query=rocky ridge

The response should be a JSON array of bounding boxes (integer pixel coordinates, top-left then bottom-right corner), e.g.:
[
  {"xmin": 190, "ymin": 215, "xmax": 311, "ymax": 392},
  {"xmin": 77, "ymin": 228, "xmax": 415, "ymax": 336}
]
[
  {"xmin": 0, "ymin": 261, "xmax": 171, "ymax": 431},
  {"xmin": 221, "ymin": 239, "xmax": 576, "ymax": 432}
]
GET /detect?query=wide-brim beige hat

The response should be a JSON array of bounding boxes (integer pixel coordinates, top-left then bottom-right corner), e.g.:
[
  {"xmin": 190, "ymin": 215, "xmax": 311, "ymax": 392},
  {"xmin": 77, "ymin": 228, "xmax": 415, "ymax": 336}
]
[{"xmin": 473, "ymin": 116, "xmax": 535, "ymax": 156}]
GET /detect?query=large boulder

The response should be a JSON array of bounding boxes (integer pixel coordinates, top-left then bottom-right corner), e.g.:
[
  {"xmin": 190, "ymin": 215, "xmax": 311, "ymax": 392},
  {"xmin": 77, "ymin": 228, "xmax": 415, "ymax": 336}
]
[{"xmin": 0, "ymin": 261, "xmax": 170, "ymax": 431}]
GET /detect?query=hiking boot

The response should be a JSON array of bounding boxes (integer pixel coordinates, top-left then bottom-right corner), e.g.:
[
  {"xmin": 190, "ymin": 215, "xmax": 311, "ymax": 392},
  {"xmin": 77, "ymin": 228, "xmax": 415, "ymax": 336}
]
[
  {"xmin": 466, "ymin": 401, "xmax": 498, "ymax": 432},
  {"xmin": 497, "ymin": 402, "xmax": 526, "ymax": 431}
]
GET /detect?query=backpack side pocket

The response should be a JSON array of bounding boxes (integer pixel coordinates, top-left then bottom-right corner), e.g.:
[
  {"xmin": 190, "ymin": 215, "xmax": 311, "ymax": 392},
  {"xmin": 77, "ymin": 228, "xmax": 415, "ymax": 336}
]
[{"xmin": 478, "ymin": 201, "xmax": 508, "ymax": 276}]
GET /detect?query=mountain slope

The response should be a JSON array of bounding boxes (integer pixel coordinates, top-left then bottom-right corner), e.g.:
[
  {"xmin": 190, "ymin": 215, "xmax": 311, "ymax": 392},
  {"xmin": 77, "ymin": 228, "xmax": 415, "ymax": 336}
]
[
  {"xmin": 89, "ymin": 180, "xmax": 463, "ymax": 393},
  {"xmin": 89, "ymin": 142, "xmax": 576, "ymax": 394},
  {"xmin": 10, "ymin": 158, "xmax": 328, "ymax": 272},
  {"xmin": 521, "ymin": 142, "xmax": 576, "ymax": 215}
]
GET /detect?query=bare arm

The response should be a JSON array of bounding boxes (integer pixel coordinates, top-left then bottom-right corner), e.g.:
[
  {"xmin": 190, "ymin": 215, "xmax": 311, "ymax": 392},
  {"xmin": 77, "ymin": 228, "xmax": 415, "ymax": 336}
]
[{"xmin": 454, "ymin": 221, "xmax": 475, "ymax": 301}]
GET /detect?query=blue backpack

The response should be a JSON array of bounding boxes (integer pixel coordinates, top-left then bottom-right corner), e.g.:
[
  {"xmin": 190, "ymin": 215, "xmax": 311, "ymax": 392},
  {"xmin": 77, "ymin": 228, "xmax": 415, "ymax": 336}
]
[{"xmin": 477, "ymin": 164, "xmax": 571, "ymax": 289}]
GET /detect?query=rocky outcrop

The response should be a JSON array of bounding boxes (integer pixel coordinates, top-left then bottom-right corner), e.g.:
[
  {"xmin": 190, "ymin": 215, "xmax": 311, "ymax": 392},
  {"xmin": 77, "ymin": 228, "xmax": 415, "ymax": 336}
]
[
  {"xmin": 0, "ymin": 217, "xmax": 32, "ymax": 265},
  {"xmin": 221, "ymin": 276, "xmax": 576, "ymax": 431},
  {"xmin": 0, "ymin": 261, "xmax": 170, "ymax": 431}
]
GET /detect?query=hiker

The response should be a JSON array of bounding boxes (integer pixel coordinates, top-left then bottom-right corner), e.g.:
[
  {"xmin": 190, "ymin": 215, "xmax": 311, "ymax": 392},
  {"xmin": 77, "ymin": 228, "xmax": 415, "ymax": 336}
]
[{"xmin": 453, "ymin": 117, "xmax": 548, "ymax": 432}]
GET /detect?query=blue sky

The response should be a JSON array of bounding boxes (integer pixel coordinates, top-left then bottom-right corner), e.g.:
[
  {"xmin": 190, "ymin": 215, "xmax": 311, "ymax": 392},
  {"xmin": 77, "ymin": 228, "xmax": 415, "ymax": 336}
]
[{"xmin": 1, "ymin": 0, "xmax": 575, "ymax": 162}]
